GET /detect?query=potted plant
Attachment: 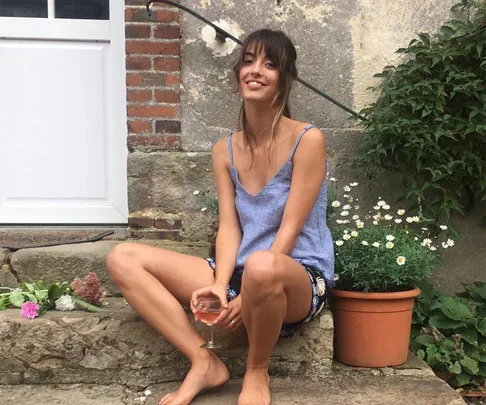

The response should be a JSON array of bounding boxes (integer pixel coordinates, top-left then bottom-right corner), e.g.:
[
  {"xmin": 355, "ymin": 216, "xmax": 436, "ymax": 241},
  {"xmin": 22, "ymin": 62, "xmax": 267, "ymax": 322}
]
[{"xmin": 327, "ymin": 179, "xmax": 453, "ymax": 367}]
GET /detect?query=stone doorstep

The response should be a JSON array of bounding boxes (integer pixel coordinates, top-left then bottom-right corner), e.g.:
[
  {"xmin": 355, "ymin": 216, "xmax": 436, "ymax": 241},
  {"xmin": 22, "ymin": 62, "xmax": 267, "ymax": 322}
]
[
  {"xmin": 0, "ymin": 375, "xmax": 466, "ymax": 405},
  {"xmin": 5, "ymin": 240, "xmax": 213, "ymax": 295},
  {"xmin": 0, "ymin": 298, "xmax": 334, "ymax": 386}
]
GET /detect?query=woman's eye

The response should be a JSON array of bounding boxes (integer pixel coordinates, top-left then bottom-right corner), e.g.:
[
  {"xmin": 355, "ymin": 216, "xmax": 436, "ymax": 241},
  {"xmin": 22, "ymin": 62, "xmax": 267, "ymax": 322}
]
[
  {"xmin": 243, "ymin": 59, "xmax": 252, "ymax": 65},
  {"xmin": 266, "ymin": 62, "xmax": 276, "ymax": 69}
]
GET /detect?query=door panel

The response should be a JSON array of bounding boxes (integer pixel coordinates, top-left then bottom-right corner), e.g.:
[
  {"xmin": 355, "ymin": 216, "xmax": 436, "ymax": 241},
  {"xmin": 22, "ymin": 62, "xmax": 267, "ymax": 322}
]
[{"xmin": 0, "ymin": 0, "xmax": 127, "ymax": 224}]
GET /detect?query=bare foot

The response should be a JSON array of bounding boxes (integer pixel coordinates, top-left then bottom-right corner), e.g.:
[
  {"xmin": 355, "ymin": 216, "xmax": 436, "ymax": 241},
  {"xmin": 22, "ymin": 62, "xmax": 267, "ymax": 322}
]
[
  {"xmin": 238, "ymin": 368, "xmax": 271, "ymax": 405},
  {"xmin": 159, "ymin": 352, "xmax": 229, "ymax": 405}
]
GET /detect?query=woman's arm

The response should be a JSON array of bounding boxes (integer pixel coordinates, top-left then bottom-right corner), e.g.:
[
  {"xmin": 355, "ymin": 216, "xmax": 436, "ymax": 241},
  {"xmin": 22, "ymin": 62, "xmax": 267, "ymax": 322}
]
[
  {"xmin": 270, "ymin": 127, "xmax": 327, "ymax": 255},
  {"xmin": 212, "ymin": 137, "xmax": 242, "ymax": 288}
]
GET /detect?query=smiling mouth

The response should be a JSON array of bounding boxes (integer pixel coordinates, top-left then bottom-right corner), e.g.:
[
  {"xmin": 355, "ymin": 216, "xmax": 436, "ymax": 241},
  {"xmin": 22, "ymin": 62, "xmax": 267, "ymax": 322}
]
[{"xmin": 246, "ymin": 81, "xmax": 265, "ymax": 87}]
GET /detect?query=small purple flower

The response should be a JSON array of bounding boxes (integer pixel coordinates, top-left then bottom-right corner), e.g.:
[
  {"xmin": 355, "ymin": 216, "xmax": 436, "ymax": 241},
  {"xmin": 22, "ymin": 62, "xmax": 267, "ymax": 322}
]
[{"xmin": 20, "ymin": 301, "xmax": 40, "ymax": 319}]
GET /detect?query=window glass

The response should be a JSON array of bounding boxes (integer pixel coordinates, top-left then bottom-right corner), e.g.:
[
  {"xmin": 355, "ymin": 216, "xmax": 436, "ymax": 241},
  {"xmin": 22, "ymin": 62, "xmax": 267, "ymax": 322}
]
[
  {"xmin": 0, "ymin": 0, "xmax": 48, "ymax": 18},
  {"xmin": 55, "ymin": 0, "xmax": 109, "ymax": 20}
]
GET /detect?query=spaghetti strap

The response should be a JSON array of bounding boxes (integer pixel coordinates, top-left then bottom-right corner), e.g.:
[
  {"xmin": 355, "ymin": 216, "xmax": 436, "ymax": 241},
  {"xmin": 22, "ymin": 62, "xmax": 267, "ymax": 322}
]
[
  {"xmin": 227, "ymin": 134, "xmax": 234, "ymax": 166},
  {"xmin": 288, "ymin": 124, "xmax": 316, "ymax": 161}
]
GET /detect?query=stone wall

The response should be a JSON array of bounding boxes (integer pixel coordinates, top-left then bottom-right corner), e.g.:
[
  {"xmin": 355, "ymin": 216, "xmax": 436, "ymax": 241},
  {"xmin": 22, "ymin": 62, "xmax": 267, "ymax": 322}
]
[{"xmin": 125, "ymin": 0, "xmax": 485, "ymax": 291}]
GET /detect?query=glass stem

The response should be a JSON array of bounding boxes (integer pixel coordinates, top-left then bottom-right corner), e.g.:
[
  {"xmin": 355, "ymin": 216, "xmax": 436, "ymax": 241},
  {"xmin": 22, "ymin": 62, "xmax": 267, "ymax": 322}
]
[{"xmin": 209, "ymin": 325, "xmax": 214, "ymax": 344}]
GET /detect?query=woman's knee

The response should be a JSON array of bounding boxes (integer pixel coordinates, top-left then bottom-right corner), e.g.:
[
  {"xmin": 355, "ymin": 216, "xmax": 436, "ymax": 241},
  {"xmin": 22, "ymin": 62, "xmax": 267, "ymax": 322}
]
[
  {"xmin": 242, "ymin": 251, "xmax": 282, "ymax": 291},
  {"xmin": 106, "ymin": 242, "xmax": 141, "ymax": 284}
]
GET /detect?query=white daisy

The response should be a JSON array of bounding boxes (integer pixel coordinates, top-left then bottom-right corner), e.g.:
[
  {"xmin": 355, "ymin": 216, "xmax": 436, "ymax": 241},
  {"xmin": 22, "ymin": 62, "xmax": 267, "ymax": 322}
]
[
  {"xmin": 372, "ymin": 242, "xmax": 380, "ymax": 248},
  {"xmin": 384, "ymin": 214, "xmax": 393, "ymax": 220},
  {"xmin": 377, "ymin": 200, "xmax": 386, "ymax": 207},
  {"xmin": 383, "ymin": 204, "xmax": 390, "ymax": 210},
  {"xmin": 396, "ymin": 256, "xmax": 406, "ymax": 265},
  {"xmin": 386, "ymin": 242, "xmax": 394, "ymax": 249},
  {"xmin": 447, "ymin": 239, "xmax": 455, "ymax": 247},
  {"xmin": 442, "ymin": 242, "xmax": 449, "ymax": 249},
  {"xmin": 343, "ymin": 204, "xmax": 351, "ymax": 210},
  {"xmin": 406, "ymin": 217, "xmax": 414, "ymax": 223},
  {"xmin": 193, "ymin": 190, "xmax": 200, "ymax": 195},
  {"xmin": 341, "ymin": 211, "xmax": 350, "ymax": 217},
  {"xmin": 343, "ymin": 234, "xmax": 352, "ymax": 241},
  {"xmin": 421, "ymin": 238, "xmax": 432, "ymax": 247},
  {"xmin": 395, "ymin": 219, "xmax": 403, "ymax": 224},
  {"xmin": 344, "ymin": 186, "xmax": 351, "ymax": 192},
  {"xmin": 356, "ymin": 221, "xmax": 364, "ymax": 229},
  {"xmin": 397, "ymin": 209, "xmax": 405, "ymax": 216},
  {"xmin": 373, "ymin": 205, "xmax": 381, "ymax": 210},
  {"xmin": 386, "ymin": 235, "xmax": 395, "ymax": 241},
  {"xmin": 350, "ymin": 182, "xmax": 358, "ymax": 186},
  {"xmin": 335, "ymin": 240, "xmax": 344, "ymax": 246},
  {"xmin": 351, "ymin": 230, "xmax": 358, "ymax": 237},
  {"xmin": 331, "ymin": 201, "xmax": 341, "ymax": 208},
  {"xmin": 352, "ymin": 215, "xmax": 360, "ymax": 220},
  {"xmin": 439, "ymin": 225, "xmax": 448, "ymax": 231},
  {"xmin": 373, "ymin": 220, "xmax": 379, "ymax": 225},
  {"xmin": 329, "ymin": 177, "xmax": 337, "ymax": 182},
  {"xmin": 429, "ymin": 246, "xmax": 437, "ymax": 251},
  {"xmin": 361, "ymin": 241, "xmax": 369, "ymax": 246},
  {"xmin": 412, "ymin": 216, "xmax": 420, "ymax": 222}
]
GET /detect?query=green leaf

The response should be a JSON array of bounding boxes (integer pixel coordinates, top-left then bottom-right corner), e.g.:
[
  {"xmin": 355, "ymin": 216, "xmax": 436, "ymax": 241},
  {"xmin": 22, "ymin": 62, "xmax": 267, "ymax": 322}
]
[
  {"xmin": 440, "ymin": 296, "xmax": 475, "ymax": 322},
  {"xmin": 415, "ymin": 334, "xmax": 438, "ymax": 347},
  {"xmin": 477, "ymin": 318, "xmax": 486, "ymax": 336},
  {"xmin": 0, "ymin": 297, "xmax": 5, "ymax": 310},
  {"xmin": 456, "ymin": 372, "xmax": 471, "ymax": 386},
  {"xmin": 71, "ymin": 297, "xmax": 103, "ymax": 313},
  {"xmin": 440, "ymin": 26, "xmax": 455, "ymax": 36},
  {"xmin": 418, "ymin": 33, "xmax": 431, "ymax": 48},
  {"xmin": 459, "ymin": 327, "xmax": 479, "ymax": 346},
  {"xmin": 429, "ymin": 314, "xmax": 466, "ymax": 329},
  {"xmin": 417, "ymin": 349, "xmax": 426, "ymax": 360},
  {"xmin": 8, "ymin": 291, "xmax": 25, "ymax": 308},
  {"xmin": 449, "ymin": 361, "xmax": 462, "ymax": 374},
  {"xmin": 459, "ymin": 355, "xmax": 479, "ymax": 375}
]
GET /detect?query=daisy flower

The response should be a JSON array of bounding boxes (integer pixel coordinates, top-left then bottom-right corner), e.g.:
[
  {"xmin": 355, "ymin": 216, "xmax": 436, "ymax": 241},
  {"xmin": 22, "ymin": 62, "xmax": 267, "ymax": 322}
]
[{"xmin": 396, "ymin": 256, "xmax": 406, "ymax": 265}]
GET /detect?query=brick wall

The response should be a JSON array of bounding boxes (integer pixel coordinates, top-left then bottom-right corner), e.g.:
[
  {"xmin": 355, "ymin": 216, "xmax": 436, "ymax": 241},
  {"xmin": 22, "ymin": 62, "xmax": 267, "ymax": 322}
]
[
  {"xmin": 125, "ymin": 0, "xmax": 184, "ymax": 240},
  {"xmin": 125, "ymin": 0, "xmax": 181, "ymax": 153}
]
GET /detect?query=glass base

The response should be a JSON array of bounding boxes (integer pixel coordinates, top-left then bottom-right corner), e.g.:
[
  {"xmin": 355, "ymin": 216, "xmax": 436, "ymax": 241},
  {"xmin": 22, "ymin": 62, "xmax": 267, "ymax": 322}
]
[{"xmin": 200, "ymin": 342, "xmax": 223, "ymax": 349}]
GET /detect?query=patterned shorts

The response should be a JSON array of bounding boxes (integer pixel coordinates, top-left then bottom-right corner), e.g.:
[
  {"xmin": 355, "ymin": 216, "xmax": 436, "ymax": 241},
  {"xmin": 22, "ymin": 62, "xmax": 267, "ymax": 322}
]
[{"xmin": 205, "ymin": 258, "xmax": 328, "ymax": 338}]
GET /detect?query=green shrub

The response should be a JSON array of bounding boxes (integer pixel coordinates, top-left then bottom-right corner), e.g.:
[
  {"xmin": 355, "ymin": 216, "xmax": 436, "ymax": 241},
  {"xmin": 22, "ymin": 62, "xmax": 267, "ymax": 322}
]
[
  {"xmin": 357, "ymin": 0, "xmax": 486, "ymax": 229},
  {"xmin": 411, "ymin": 281, "xmax": 486, "ymax": 388}
]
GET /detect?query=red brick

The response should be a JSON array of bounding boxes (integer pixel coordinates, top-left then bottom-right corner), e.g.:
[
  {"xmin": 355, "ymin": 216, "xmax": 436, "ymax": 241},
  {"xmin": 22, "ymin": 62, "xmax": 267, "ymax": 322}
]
[
  {"xmin": 154, "ymin": 57, "xmax": 180, "ymax": 71},
  {"xmin": 127, "ymin": 135, "xmax": 182, "ymax": 151},
  {"xmin": 128, "ymin": 120, "xmax": 151, "ymax": 134},
  {"xmin": 154, "ymin": 218, "xmax": 182, "ymax": 230},
  {"xmin": 126, "ymin": 73, "xmax": 142, "ymax": 86},
  {"xmin": 125, "ymin": 8, "xmax": 179, "ymax": 23},
  {"xmin": 127, "ymin": 89, "xmax": 152, "ymax": 102},
  {"xmin": 127, "ymin": 105, "xmax": 178, "ymax": 118},
  {"xmin": 154, "ymin": 25, "xmax": 180, "ymax": 40},
  {"xmin": 125, "ymin": 24, "xmax": 151, "ymax": 39},
  {"xmin": 126, "ymin": 56, "xmax": 151, "ymax": 71},
  {"xmin": 128, "ymin": 217, "xmax": 154, "ymax": 229},
  {"xmin": 126, "ymin": 40, "xmax": 180, "ymax": 55},
  {"xmin": 141, "ymin": 72, "xmax": 166, "ymax": 87},
  {"xmin": 165, "ymin": 74, "xmax": 180, "ymax": 86},
  {"xmin": 154, "ymin": 90, "xmax": 180, "ymax": 104},
  {"xmin": 155, "ymin": 120, "xmax": 181, "ymax": 133},
  {"xmin": 129, "ymin": 229, "xmax": 181, "ymax": 241}
]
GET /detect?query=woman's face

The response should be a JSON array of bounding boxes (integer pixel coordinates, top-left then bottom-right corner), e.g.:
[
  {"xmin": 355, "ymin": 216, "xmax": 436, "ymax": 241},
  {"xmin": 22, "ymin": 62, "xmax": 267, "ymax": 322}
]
[{"xmin": 238, "ymin": 44, "xmax": 279, "ymax": 104}]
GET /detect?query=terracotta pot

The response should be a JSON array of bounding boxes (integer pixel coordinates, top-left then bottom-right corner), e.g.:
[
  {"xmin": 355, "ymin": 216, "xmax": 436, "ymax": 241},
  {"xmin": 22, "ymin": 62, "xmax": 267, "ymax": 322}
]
[{"xmin": 330, "ymin": 287, "xmax": 421, "ymax": 367}]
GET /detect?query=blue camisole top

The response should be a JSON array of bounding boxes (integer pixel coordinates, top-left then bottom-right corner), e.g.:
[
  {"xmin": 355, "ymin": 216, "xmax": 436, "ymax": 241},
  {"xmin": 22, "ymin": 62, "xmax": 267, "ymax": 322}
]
[{"xmin": 228, "ymin": 124, "xmax": 335, "ymax": 287}]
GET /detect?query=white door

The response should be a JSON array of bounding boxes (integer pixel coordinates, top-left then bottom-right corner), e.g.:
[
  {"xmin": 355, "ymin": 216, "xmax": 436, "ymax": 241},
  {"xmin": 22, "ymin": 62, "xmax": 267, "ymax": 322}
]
[{"xmin": 0, "ymin": 0, "xmax": 128, "ymax": 224}]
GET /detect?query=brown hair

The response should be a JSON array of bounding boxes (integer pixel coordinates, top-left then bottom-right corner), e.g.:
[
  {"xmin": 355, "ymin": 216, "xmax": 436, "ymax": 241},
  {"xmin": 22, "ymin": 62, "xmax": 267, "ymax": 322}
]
[{"xmin": 233, "ymin": 29, "xmax": 298, "ymax": 154}]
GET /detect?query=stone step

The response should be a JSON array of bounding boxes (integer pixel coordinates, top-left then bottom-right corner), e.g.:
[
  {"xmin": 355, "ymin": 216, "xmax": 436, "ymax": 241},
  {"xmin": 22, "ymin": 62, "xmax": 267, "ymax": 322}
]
[
  {"xmin": 3, "ymin": 240, "xmax": 213, "ymax": 294},
  {"xmin": 0, "ymin": 375, "xmax": 466, "ymax": 404},
  {"xmin": 0, "ymin": 298, "xmax": 334, "ymax": 386}
]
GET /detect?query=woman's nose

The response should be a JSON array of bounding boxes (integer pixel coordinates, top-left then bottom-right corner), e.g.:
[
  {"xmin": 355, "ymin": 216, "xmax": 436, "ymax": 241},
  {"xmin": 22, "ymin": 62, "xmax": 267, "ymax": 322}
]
[{"xmin": 251, "ymin": 61, "xmax": 263, "ymax": 75}]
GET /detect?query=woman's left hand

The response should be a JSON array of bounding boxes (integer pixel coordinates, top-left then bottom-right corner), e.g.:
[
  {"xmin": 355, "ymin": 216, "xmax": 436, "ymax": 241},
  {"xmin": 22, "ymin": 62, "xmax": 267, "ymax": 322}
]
[{"xmin": 214, "ymin": 295, "xmax": 243, "ymax": 332}]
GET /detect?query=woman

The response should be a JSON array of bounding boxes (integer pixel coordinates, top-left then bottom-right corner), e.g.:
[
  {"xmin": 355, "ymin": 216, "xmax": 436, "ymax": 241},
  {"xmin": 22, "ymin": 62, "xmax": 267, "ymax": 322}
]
[{"xmin": 106, "ymin": 29, "xmax": 334, "ymax": 405}]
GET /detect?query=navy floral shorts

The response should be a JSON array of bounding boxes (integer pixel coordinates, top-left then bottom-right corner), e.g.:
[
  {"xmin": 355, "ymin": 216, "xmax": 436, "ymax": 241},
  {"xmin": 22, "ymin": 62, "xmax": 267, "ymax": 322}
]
[{"xmin": 205, "ymin": 258, "xmax": 328, "ymax": 338}]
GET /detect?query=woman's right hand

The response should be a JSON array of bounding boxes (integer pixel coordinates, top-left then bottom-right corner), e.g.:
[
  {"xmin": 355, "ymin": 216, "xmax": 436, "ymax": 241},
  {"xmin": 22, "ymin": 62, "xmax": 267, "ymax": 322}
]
[{"xmin": 190, "ymin": 283, "xmax": 229, "ymax": 321}]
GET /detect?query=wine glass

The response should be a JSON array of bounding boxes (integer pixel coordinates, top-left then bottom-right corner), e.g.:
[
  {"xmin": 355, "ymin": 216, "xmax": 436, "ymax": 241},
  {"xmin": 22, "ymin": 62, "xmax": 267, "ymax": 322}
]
[{"xmin": 196, "ymin": 296, "xmax": 223, "ymax": 349}]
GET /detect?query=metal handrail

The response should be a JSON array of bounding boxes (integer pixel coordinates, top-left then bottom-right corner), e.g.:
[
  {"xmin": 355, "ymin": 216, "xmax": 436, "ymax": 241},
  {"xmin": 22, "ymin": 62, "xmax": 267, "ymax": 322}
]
[{"xmin": 146, "ymin": 0, "xmax": 367, "ymax": 121}]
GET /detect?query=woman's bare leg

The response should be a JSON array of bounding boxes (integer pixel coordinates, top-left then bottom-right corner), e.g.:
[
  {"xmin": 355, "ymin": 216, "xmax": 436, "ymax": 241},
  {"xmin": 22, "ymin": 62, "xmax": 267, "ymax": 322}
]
[
  {"xmin": 106, "ymin": 242, "xmax": 229, "ymax": 405},
  {"xmin": 237, "ymin": 251, "xmax": 313, "ymax": 405}
]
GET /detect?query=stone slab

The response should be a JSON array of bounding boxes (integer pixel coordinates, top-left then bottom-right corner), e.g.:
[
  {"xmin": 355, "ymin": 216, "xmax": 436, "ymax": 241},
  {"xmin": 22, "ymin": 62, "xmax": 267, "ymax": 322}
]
[
  {"xmin": 0, "ymin": 298, "xmax": 333, "ymax": 386},
  {"xmin": 10, "ymin": 240, "xmax": 212, "ymax": 295},
  {"xmin": 0, "ymin": 375, "xmax": 465, "ymax": 405},
  {"xmin": 0, "ymin": 384, "xmax": 128, "ymax": 405}
]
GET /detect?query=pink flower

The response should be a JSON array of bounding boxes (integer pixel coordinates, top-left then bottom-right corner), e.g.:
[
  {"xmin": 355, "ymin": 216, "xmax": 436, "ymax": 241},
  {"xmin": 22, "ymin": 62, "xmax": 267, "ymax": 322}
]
[
  {"xmin": 71, "ymin": 272, "xmax": 103, "ymax": 306},
  {"xmin": 20, "ymin": 301, "xmax": 40, "ymax": 319}
]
